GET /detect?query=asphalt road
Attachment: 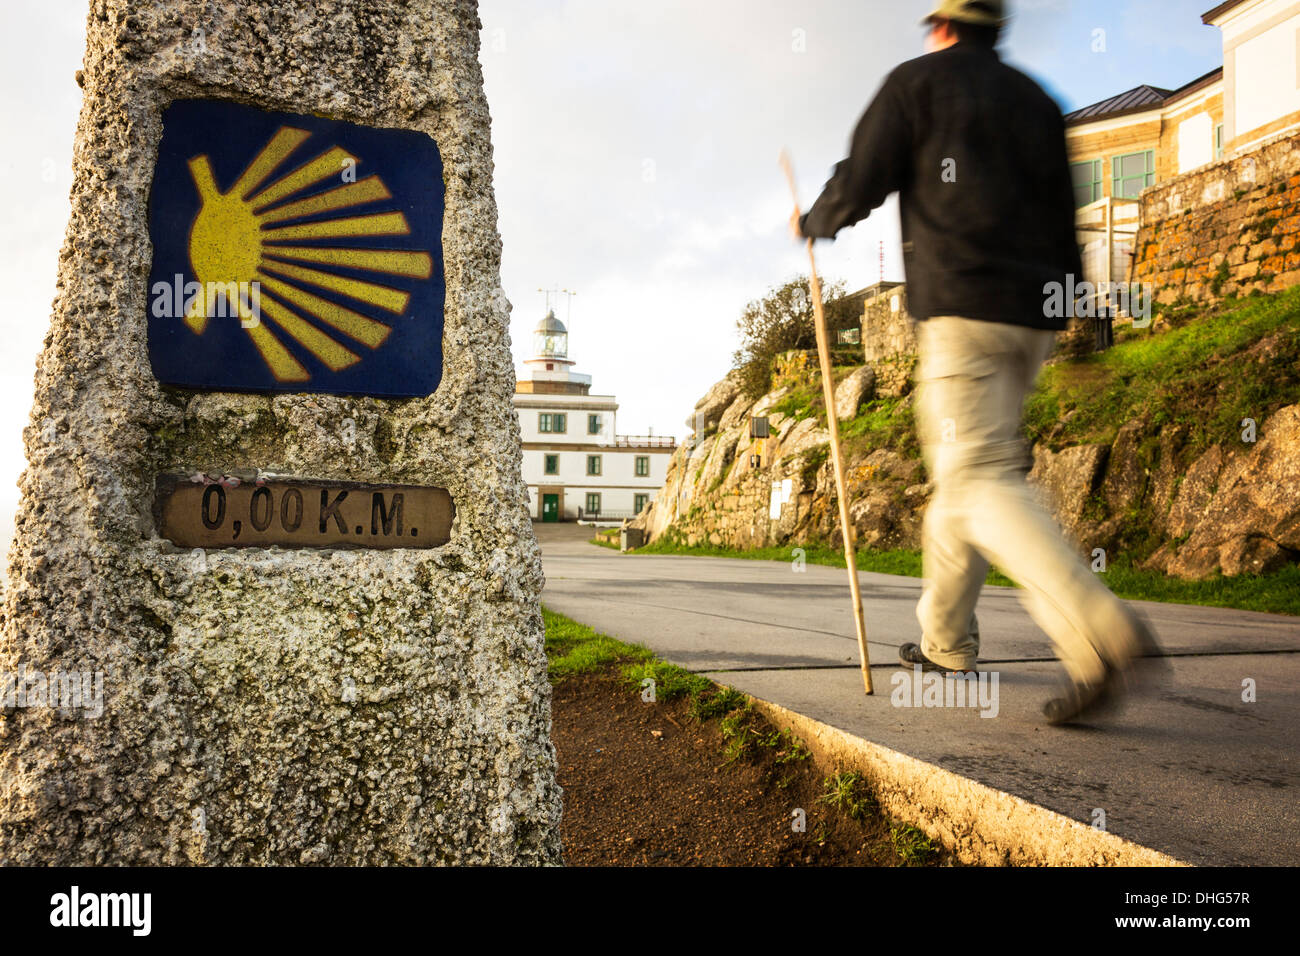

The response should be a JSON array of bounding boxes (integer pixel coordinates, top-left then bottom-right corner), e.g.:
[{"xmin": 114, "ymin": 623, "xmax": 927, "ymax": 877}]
[{"xmin": 538, "ymin": 521, "xmax": 1300, "ymax": 866}]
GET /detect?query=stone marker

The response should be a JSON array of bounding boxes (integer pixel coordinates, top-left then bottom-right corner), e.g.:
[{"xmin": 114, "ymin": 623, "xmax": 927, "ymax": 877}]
[{"xmin": 0, "ymin": 0, "xmax": 561, "ymax": 864}]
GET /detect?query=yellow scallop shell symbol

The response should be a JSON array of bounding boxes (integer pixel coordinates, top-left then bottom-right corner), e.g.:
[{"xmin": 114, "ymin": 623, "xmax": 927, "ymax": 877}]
[{"xmin": 185, "ymin": 126, "xmax": 432, "ymax": 382}]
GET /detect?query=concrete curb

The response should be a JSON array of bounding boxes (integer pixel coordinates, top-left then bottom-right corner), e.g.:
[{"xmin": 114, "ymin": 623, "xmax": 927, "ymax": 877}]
[{"xmin": 746, "ymin": 695, "xmax": 1188, "ymax": 867}]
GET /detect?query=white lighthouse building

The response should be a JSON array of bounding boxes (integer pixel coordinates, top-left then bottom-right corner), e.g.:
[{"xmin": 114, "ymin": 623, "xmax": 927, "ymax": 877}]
[{"xmin": 514, "ymin": 311, "xmax": 674, "ymax": 522}]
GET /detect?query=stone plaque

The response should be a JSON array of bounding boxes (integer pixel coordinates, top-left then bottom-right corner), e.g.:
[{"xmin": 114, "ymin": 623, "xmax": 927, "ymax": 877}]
[
  {"xmin": 156, "ymin": 476, "xmax": 454, "ymax": 549},
  {"xmin": 147, "ymin": 98, "xmax": 446, "ymax": 397}
]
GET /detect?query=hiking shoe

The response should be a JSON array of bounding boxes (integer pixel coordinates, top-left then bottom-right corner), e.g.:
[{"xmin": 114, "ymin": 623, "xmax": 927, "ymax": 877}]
[
  {"xmin": 1042, "ymin": 667, "xmax": 1122, "ymax": 725},
  {"xmin": 1043, "ymin": 616, "xmax": 1170, "ymax": 725},
  {"xmin": 898, "ymin": 642, "xmax": 977, "ymax": 675}
]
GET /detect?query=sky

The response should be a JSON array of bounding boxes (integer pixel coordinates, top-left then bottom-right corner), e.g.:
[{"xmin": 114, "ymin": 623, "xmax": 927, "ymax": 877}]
[{"xmin": 0, "ymin": 0, "xmax": 1225, "ymax": 545}]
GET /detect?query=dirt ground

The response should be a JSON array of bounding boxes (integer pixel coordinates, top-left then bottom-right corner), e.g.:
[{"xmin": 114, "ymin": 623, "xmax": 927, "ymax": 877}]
[{"xmin": 550, "ymin": 666, "xmax": 951, "ymax": 867}]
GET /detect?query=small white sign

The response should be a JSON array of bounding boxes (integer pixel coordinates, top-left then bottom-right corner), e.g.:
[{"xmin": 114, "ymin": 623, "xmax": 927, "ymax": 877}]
[{"xmin": 769, "ymin": 479, "xmax": 794, "ymax": 519}]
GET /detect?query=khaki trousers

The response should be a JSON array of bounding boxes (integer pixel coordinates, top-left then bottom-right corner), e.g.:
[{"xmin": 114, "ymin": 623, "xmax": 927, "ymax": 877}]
[{"xmin": 913, "ymin": 315, "xmax": 1143, "ymax": 685}]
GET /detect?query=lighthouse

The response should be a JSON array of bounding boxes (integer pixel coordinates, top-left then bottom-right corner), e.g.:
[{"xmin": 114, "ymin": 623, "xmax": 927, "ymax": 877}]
[
  {"xmin": 515, "ymin": 311, "xmax": 590, "ymax": 395},
  {"xmin": 514, "ymin": 311, "xmax": 674, "ymax": 522}
]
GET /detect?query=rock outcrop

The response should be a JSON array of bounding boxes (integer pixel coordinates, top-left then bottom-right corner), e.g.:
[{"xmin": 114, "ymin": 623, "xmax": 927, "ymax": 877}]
[
  {"xmin": 687, "ymin": 371, "xmax": 742, "ymax": 434},
  {"xmin": 834, "ymin": 366, "xmax": 875, "ymax": 420},
  {"xmin": 634, "ymin": 351, "xmax": 1300, "ymax": 581},
  {"xmin": 634, "ymin": 354, "xmax": 922, "ymax": 552},
  {"xmin": 1143, "ymin": 405, "xmax": 1300, "ymax": 578}
]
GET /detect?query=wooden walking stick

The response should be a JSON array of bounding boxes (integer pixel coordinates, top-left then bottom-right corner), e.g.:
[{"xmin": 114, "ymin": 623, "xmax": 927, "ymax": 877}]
[{"xmin": 779, "ymin": 149, "xmax": 873, "ymax": 694}]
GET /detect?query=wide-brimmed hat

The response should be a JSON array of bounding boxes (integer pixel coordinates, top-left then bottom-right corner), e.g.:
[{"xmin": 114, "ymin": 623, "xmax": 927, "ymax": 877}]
[{"xmin": 921, "ymin": 0, "xmax": 1007, "ymax": 27}]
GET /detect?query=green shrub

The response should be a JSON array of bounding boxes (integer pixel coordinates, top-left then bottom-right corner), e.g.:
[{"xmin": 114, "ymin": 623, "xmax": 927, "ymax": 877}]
[{"xmin": 732, "ymin": 277, "xmax": 855, "ymax": 399}]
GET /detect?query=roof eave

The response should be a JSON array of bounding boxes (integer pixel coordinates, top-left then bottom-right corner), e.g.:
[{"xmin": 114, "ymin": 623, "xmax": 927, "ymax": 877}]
[
  {"xmin": 1066, "ymin": 68, "xmax": 1224, "ymax": 127},
  {"xmin": 1066, "ymin": 103, "xmax": 1164, "ymax": 128},
  {"xmin": 1162, "ymin": 67, "xmax": 1225, "ymax": 107},
  {"xmin": 1202, "ymin": 0, "xmax": 1249, "ymax": 25}
]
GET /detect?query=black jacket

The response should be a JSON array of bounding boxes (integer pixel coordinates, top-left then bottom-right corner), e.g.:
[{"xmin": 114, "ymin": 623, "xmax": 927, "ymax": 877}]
[{"xmin": 800, "ymin": 42, "xmax": 1082, "ymax": 331}]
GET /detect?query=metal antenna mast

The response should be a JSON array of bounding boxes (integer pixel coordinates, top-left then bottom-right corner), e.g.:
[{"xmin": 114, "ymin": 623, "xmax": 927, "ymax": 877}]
[{"xmin": 537, "ymin": 286, "xmax": 578, "ymax": 327}]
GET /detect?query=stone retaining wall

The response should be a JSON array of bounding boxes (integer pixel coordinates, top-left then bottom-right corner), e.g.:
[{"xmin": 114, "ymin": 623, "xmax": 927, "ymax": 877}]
[{"xmin": 1132, "ymin": 131, "xmax": 1300, "ymax": 305}]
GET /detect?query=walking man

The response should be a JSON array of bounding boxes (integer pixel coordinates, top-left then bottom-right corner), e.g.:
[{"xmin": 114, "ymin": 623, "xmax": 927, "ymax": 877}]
[{"xmin": 791, "ymin": 0, "xmax": 1162, "ymax": 723}]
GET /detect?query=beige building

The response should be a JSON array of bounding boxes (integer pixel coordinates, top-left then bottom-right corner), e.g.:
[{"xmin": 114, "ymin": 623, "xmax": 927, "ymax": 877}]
[
  {"xmin": 1065, "ymin": 69, "xmax": 1225, "ymax": 294},
  {"xmin": 1063, "ymin": 0, "xmax": 1300, "ymax": 292},
  {"xmin": 1067, "ymin": 0, "xmax": 1300, "ymax": 198},
  {"xmin": 1066, "ymin": 70, "xmax": 1225, "ymax": 208},
  {"xmin": 1206, "ymin": 0, "xmax": 1300, "ymax": 154}
]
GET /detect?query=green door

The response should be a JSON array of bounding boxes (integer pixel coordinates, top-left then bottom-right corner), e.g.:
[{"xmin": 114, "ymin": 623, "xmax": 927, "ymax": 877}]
[{"xmin": 542, "ymin": 494, "xmax": 559, "ymax": 522}]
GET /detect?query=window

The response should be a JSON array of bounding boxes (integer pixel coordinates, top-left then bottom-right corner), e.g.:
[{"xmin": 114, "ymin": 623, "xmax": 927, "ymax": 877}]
[
  {"xmin": 544, "ymin": 454, "xmax": 559, "ymax": 475},
  {"xmin": 1215, "ymin": 124, "xmax": 1224, "ymax": 160},
  {"xmin": 634, "ymin": 493, "xmax": 650, "ymax": 513},
  {"xmin": 1112, "ymin": 150, "xmax": 1155, "ymax": 199},
  {"xmin": 585, "ymin": 493, "xmax": 601, "ymax": 515},
  {"xmin": 586, "ymin": 455, "xmax": 602, "ymax": 476},
  {"xmin": 539, "ymin": 412, "xmax": 566, "ymax": 433},
  {"xmin": 1071, "ymin": 159, "xmax": 1103, "ymax": 207},
  {"xmin": 635, "ymin": 455, "xmax": 650, "ymax": 477},
  {"xmin": 588, "ymin": 414, "xmax": 601, "ymax": 435}
]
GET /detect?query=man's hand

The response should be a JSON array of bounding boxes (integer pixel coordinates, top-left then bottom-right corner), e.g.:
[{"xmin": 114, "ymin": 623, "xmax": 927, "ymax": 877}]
[{"xmin": 789, "ymin": 206, "xmax": 804, "ymax": 241}]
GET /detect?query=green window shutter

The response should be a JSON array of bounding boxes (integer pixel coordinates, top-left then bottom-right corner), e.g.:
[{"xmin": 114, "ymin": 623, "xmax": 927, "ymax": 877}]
[
  {"xmin": 544, "ymin": 454, "xmax": 559, "ymax": 475},
  {"xmin": 588, "ymin": 414, "xmax": 600, "ymax": 434},
  {"xmin": 585, "ymin": 493, "xmax": 601, "ymax": 513},
  {"xmin": 635, "ymin": 456, "xmax": 649, "ymax": 477},
  {"xmin": 555, "ymin": 413, "xmax": 566, "ymax": 433}
]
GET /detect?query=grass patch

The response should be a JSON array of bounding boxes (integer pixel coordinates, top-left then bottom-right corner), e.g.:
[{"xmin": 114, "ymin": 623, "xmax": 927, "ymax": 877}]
[
  {"xmin": 769, "ymin": 382, "xmax": 820, "ymax": 426},
  {"xmin": 544, "ymin": 604, "xmax": 798, "ymax": 754},
  {"xmin": 689, "ymin": 686, "xmax": 748, "ymax": 721},
  {"xmin": 819, "ymin": 771, "xmax": 877, "ymax": 822},
  {"xmin": 623, "ymin": 658, "xmax": 713, "ymax": 703},
  {"xmin": 1024, "ymin": 285, "xmax": 1300, "ymax": 454},
  {"xmin": 1254, "ymin": 215, "xmax": 1279, "ymax": 238},
  {"xmin": 718, "ymin": 702, "xmax": 810, "ymax": 780},
  {"xmin": 543, "ymin": 606, "xmax": 653, "ymax": 682},
  {"xmin": 1097, "ymin": 554, "xmax": 1300, "ymax": 617},
  {"xmin": 544, "ymin": 605, "xmax": 718, "ymax": 706},
  {"xmin": 839, "ymin": 395, "xmax": 920, "ymax": 460},
  {"xmin": 634, "ymin": 539, "xmax": 1015, "ymax": 587},
  {"xmin": 590, "ymin": 528, "xmax": 619, "ymax": 550},
  {"xmin": 890, "ymin": 824, "xmax": 939, "ymax": 865}
]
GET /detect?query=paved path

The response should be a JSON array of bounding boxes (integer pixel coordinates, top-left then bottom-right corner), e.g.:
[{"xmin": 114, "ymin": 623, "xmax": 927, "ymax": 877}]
[{"xmin": 538, "ymin": 522, "xmax": 1300, "ymax": 865}]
